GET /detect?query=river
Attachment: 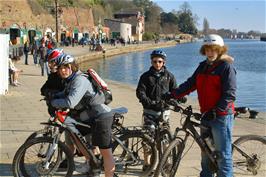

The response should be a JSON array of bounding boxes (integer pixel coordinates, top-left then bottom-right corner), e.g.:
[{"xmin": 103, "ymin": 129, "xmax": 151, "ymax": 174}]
[{"xmin": 79, "ymin": 39, "xmax": 266, "ymax": 112}]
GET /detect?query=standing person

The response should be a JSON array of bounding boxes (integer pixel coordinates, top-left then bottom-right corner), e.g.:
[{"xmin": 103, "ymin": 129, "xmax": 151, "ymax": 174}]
[
  {"xmin": 167, "ymin": 34, "xmax": 236, "ymax": 177},
  {"xmin": 136, "ymin": 49, "xmax": 177, "ymax": 169},
  {"xmin": 50, "ymin": 54, "xmax": 115, "ymax": 177},
  {"xmin": 23, "ymin": 41, "xmax": 29, "ymax": 65},
  {"xmin": 33, "ymin": 39, "xmax": 39, "ymax": 66},
  {"xmin": 39, "ymin": 40, "xmax": 47, "ymax": 76}
]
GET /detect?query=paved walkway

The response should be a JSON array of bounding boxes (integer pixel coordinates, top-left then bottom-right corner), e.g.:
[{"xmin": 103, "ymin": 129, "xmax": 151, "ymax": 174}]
[{"xmin": 0, "ymin": 47, "xmax": 265, "ymax": 177}]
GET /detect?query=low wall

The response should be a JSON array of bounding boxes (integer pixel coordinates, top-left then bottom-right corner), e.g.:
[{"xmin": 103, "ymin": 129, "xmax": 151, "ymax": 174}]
[{"xmin": 75, "ymin": 40, "xmax": 179, "ymax": 64}]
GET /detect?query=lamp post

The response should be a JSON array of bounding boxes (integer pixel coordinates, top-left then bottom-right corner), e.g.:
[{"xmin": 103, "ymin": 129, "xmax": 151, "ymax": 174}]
[
  {"xmin": 45, "ymin": 0, "xmax": 64, "ymax": 43},
  {"xmin": 55, "ymin": 0, "xmax": 58, "ymax": 42},
  {"xmin": 97, "ymin": 20, "xmax": 103, "ymax": 45}
]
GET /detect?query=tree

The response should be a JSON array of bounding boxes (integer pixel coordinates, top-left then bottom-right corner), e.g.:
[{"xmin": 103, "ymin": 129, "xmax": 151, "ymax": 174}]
[
  {"xmin": 179, "ymin": 1, "xmax": 192, "ymax": 14},
  {"xmin": 177, "ymin": 2, "xmax": 198, "ymax": 34},
  {"xmin": 203, "ymin": 18, "xmax": 210, "ymax": 35}
]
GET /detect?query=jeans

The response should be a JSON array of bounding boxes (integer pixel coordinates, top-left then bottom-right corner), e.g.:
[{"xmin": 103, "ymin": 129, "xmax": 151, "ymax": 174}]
[
  {"xmin": 24, "ymin": 52, "xmax": 28, "ymax": 65},
  {"xmin": 200, "ymin": 114, "xmax": 234, "ymax": 177},
  {"xmin": 33, "ymin": 52, "xmax": 38, "ymax": 64}
]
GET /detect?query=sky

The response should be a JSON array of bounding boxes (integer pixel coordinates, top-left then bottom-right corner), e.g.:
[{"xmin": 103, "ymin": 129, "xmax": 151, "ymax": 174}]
[{"xmin": 151, "ymin": 0, "xmax": 266, "ymax": 33}]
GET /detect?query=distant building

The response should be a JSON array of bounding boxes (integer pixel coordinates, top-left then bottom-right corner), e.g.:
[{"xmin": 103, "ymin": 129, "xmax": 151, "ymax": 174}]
[
  {"xmin": 104, "ymin": 19, "xmax": 131, "ymax": 42},
  {"xmin": 113, "ymin": 10, "xmax": 144, "ymax": 42}
]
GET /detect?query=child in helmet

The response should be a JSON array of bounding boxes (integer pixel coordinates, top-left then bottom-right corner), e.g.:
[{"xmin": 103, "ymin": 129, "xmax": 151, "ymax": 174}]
[
  {"xmin": 50, "ymin": 54, "xmax": 115, "ymax": 177},
  {"xmin": 168, "ymin": 34, "xmax": 236, "ymax": 177},
  {"xmin": 136, "ymin": 49, "xmax": 177, "ymax": 170}
]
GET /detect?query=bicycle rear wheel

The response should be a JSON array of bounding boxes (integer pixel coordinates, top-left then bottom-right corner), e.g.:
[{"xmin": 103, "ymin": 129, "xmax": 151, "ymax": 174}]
[
  {"xmin": 112, "ymin": 130, "xmax": 157, "ymax": 177},
  {"xmin": 233, "ymin": 135, "xmax": 266, "ymax": 176},
  {"xmin": 154, "ymin": 138, "xmax": 184, "ymax": 177},
  {"xmin": 12, "ymin": 137, "xmax": 74, "ymax": 177}
]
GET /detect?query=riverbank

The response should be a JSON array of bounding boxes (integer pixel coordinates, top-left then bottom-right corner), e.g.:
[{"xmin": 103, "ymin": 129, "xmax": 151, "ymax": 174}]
[{"xmin": 68, "ymin": 40, "xmax": 180, "ymax": 64}]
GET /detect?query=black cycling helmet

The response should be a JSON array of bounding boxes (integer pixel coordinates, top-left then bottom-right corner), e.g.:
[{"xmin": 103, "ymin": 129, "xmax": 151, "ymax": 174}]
[{"xmin": 150, "ymin": 49, "xmax": 167, "ymax": 60}]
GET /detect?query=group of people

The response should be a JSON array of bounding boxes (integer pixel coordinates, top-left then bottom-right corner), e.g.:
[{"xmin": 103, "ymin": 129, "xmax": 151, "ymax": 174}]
[
  {"xmin": 41, "ymin": 34, "xmax": 236, "ymax": 177},
  {"xmin": 26, "ymin": 34, "xmax": 56, "ymax": 76}
]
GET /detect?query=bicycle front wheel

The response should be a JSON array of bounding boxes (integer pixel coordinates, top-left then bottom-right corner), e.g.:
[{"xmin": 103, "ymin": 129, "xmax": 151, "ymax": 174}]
[
  {"xmin": 112, "ymin": 130, "xmax": 157, "ymax": 177},
  {"xmin": 12, "ymin": 137, "xmax": 74, "ymax": 177},
  {"xmin": 233, "ymin": 135, "xmax": 266, "ymax": 176},
  {"xmin": 154, "ymin": 138, "xmax": 184, "ymax": 177}
]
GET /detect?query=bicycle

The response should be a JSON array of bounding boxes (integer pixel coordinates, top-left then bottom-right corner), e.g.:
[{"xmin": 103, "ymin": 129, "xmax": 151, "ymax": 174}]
[
  {"xmin": 154, "ymin": 102, "xmax": 266, "ymax": 177},
  {"xmin": 12, "ymin": 108, "xmax": 157, "ymax": 177},
  {"xmin": 141, "ymin": 107, "xmax": 178, "ymax": 176}
]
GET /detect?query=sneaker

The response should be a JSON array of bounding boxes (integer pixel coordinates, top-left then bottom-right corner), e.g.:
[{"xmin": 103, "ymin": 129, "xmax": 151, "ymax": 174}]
[
  {"xmin": 11, "ymin": 83, "xmax": 19, "ymax": 87},
  {"xmin": 14, "ymin": 81, "xmax": 22, "ymax": 85}
]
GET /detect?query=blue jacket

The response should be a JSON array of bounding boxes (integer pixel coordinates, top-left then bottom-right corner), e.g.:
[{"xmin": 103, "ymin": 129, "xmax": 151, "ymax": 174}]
[{"xmin": 51, "ymin": 71, "xmax": 111, "ymax": 120}]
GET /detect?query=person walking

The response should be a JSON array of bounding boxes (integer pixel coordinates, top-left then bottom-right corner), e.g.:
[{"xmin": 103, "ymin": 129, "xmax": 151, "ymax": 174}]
[
  {"xmin": 23, "ymin": 41, "xmax": 29, "ymax": 65},
  {"xmin": 39, "ymin": 40, "xmax": 47, "ymax": 76},
  {"xmin": 166, "ymin": 34, "xmax": 236, "ymax": 177}
]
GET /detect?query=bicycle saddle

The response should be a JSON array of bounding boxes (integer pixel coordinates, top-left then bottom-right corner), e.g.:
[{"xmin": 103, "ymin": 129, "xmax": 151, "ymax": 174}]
[{"xmin": 111, "ymin": 107, "xmax": 128, "ymax": 115}]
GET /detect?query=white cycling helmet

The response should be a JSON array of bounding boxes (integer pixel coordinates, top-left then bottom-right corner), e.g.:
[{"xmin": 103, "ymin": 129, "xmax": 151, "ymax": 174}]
[
  {"xmin": 203, "ymin": 34, "xmax": 224, "ymax": 47},
  {"xmin": 56, "ymin": 54, "xmax": 75, "ymax": 66}
]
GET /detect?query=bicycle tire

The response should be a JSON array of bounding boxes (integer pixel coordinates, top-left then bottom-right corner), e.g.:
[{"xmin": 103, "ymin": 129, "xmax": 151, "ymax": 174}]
[
  {"xmin": 233, "ymin": 134, "xmax": 266, "ymax": 176},
  {"xmin": 159, "ymin": 129, "xmax": 177, "ymax": 176},
  {"xmin": 12, "ymin": 137, "xmax": 74, "ymax": 177},
  {"xmin": 154, "ymin": 138, "xmax": 184, "ymax": 177},
  {"xmin": 25, "ymin": 128, "xmax": 52, "ymax": 142},
  {"xmin": 112, "ymin": 130, "xmax": 157, "ymax": 177}
]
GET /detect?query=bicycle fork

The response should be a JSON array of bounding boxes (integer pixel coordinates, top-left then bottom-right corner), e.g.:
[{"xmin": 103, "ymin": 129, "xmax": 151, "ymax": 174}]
[{"xmin": 43, "ymin": 133, "xmax": 61, "ymax": 169}]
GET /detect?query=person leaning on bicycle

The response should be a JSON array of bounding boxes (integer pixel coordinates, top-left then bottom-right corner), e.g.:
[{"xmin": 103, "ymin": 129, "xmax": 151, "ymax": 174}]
[
  {"xmin": 49, "ymin": 54, "xmax": 115, "ymax": 177},
  {"xmin": 165, "ymin": 34, "xmax": 236, "ymax": 177},
  {"xmin": 136, "ymin": 49, "xmax": 177, "ymax": 170}
]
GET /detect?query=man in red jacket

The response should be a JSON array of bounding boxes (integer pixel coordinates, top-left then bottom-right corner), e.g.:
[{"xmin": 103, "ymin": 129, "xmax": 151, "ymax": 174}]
[{"xmin": 169, "ymin": 34, "xmax": 236, "ymax": 177}]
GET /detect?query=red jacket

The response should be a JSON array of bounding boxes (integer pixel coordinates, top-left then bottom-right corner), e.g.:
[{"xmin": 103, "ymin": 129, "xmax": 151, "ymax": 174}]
[{"xmin": 172, "ymin": 59, "xmax": 236, "ymax": 115}]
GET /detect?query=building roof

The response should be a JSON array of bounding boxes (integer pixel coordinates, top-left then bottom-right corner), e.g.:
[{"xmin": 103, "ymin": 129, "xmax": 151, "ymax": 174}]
[
  {"xmin": 114, "ymin": 9, "xmax": 142, "ymax": 16},
  {"xmin": 104, "ymin": 19, "xmax": 131, "ymax": 25}
]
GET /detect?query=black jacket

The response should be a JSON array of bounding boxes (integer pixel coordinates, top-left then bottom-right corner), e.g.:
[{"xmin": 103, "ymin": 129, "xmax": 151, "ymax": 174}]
[
  {"xmin": 41, "ymin": 72, "xmax": 65, "ymax": 96},
  {"xmin": 136, "ymin": 66, "xmax": 177, "ymax": 111}
]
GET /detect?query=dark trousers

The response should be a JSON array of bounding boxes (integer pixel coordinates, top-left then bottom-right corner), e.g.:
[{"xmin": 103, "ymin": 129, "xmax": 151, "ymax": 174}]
[{"xmin": 24, "ymin": 52, "xmax": 28, "ymax": 65}]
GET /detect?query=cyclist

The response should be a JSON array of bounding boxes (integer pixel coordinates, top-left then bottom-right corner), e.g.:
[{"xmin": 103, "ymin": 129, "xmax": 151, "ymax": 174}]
[
  {"xmin": 50, "ymin": 54, "xmax": 115, "ymax": 177},
  {"xmin": 166, "ymin": 34, "xmax": 236, "ymax": 177},
  {"xmin": 41, "ymin": 48, "xmax": 65, "ymax": 117},
  {"xmin": 136, "ymin": 49, "xmax": 177, "ymax": 170}
]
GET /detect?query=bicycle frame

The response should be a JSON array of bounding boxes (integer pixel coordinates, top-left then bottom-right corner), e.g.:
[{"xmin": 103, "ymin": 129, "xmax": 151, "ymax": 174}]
[
  {"xmin": 172, "ymin": 106, "xmax": 219, "ymax": 171},
  {"xmin": 40, "ymin": 121, "xmax": 102, "ymax": 171}
]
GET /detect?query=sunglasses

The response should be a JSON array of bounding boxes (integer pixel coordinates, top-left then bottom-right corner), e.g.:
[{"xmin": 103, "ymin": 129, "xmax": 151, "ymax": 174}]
[{"xmin": 152, "ymin": 60, "xmax": 164, "ymax": 64}]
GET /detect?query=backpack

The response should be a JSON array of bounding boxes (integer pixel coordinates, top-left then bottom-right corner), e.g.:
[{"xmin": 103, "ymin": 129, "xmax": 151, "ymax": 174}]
[{"xmin": 86, "ymin": 69, "xmax": 113, "ymax": 105}]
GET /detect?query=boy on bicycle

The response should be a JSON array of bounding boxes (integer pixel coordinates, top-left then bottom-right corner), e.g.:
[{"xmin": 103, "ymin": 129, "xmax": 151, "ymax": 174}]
[
  {"xmin": 136, "ymin": 49, "xmax": 177, "ymax": 170},
  {"xmin": 167, "ymin": 34, "xmax": 236, "ymax": 177}
]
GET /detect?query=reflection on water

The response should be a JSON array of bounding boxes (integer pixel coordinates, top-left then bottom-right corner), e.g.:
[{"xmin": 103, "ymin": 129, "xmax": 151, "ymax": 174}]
[{"xmin": 79, "ymin": 40, "xmax": 266, "ymax": 112}]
